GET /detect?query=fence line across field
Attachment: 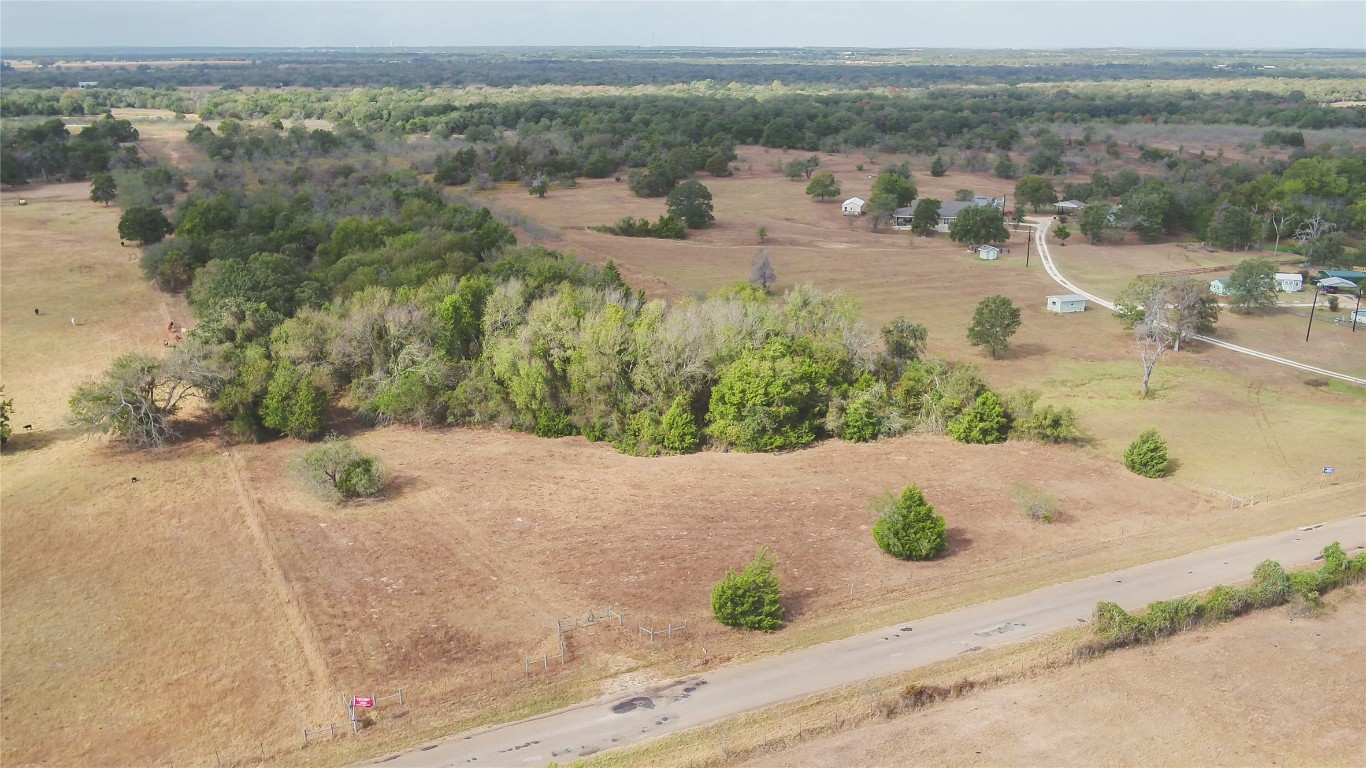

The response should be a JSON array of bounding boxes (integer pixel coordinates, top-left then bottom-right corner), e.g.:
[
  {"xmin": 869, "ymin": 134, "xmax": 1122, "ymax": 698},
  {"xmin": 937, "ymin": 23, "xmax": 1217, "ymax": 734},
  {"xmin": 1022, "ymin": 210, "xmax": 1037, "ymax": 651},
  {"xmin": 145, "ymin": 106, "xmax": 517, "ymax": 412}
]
[
  {"xmin": 639, "ymin": 620, "xmax": 689, "ymax": 643},
  {"xmin": 302, "ymin": 724, "xmax": 339, "ymax": 745},
  {"xmin": 524, "ymin": 648, "xmax": 566, "ymax": 674},
  {"xmin": 1209, "ymin": 488, "xmax": 1256, "ymax": 508}
]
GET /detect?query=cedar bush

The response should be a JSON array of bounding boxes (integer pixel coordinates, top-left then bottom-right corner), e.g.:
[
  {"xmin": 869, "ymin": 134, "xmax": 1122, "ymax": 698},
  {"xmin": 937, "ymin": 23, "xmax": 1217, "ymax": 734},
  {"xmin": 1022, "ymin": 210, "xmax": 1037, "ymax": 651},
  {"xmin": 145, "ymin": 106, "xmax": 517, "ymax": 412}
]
[
  {"xmin": 1123, "ymin": 428, "xmax": 1169, "ymax": 478},
  {"xmin": 871, "ymin": 485, "xmax": 947, "ymax": 561},
  {"xmin": 948, "ymin": 390, "xmax": 1008, "ymax": 444},
  {"xmin": 711, "ymin": 548, "xmax": 784, "ymax": 632}
]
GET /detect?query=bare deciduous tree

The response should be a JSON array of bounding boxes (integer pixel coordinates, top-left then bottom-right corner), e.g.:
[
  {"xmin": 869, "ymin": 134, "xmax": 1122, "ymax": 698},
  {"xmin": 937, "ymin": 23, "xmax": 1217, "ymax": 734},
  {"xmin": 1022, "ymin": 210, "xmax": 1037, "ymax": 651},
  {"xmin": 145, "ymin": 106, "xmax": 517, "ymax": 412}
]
[
  {"xmin": 1134, "ymin": 290, "xmax": 1179, "ymax": 398},
  {"xmin": 749, "ymin": 249, "xmax": 776, "ymax": 293},
  {"xmin": 1264, "ymin": 202, "xmax": 1295, "ymax": 255},
  {"xmin": 1293, "ymin": 213, "xmax": 1338, "ymax": 261}
]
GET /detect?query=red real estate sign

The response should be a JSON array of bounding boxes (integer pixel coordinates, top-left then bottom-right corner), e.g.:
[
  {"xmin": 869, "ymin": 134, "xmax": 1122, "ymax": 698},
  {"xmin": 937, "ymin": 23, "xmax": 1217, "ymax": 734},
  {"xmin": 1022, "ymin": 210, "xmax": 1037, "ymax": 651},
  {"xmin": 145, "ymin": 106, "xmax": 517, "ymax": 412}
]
[{"xmin": 351, "ymin": 696, "xmax": 374, "ymax": 709}]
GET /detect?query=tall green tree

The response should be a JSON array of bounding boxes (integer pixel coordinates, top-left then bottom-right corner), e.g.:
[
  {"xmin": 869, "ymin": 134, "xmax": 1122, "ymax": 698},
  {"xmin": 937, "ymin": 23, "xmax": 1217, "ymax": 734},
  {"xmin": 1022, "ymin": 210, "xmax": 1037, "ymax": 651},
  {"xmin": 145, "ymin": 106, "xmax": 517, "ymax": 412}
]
[
  {"xmin": 867, "ymin": 171, "xmax": 918, "ymax": 230},
  {"xmin": 1207, "ymin": 203, "xmax": 1258, "ymax": 250},
  {"xmin": 117, "ymin": 206, "xmax": 173, "ymax": 245},
  {"xmin": 948, "ymin": 206, "xmax": 1009, "ymax": 245},
  {"xmin": 1079, "ymin": 202, "xmax": 1113, "ymax": 244},
  {"xmin": 871, "ymin": 485, "xmax": 947, "ymax": 561},
  {"xmin": 966, "ymin": 295, "xmax": 1022, "ymax": 359},
  {"xmin": 1120, "ymin": 181, "xmax": 1175, "ymax": 243},
  {"xmin": 1052, "ymin": 222, "xmax": 1072, "ymax": 246},
  {"xmin": 89, "ymin": 173, "xmax": 117, "ymax": 206},
  {"xmin": 666, "ymin": 180, "xmax": 715, "ymax": 229},
  {"xmin": 804, "ymin": 172, "xmax": 841, "ymax": 201},
  {"xmin": 1014, "ymin": 175, "xmax": 1057, "ymax": 212},
  {"xmin": 627, "ymin": 157, "xmax": 681, "ymax": 198},
  {"xmin": 909, "ymin": 198, "xmax": 941, "ymax": 235},
  {"xmin": 1226, "ymin": 259, "xmax": 1278, "ymax": 314},
  {"xmin": 930, "ymin": 156, "xmax": 947, "ymax": 177}
]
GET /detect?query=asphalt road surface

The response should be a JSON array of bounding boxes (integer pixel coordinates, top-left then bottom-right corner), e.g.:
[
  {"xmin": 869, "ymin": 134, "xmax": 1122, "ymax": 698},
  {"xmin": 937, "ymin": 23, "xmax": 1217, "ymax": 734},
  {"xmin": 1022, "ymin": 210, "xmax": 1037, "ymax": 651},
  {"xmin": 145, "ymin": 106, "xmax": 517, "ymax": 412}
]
[{"xmin": 367, "ymin": 514, "xmax": 1365, "ymax": 767}]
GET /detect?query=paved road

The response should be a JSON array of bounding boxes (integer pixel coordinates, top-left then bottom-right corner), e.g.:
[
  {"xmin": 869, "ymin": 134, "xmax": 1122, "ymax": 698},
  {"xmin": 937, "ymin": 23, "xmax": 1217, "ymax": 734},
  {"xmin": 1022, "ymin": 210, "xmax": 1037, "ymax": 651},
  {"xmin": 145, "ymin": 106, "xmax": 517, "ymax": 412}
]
[
  {"xmin": 1027, "ymin": 217, "xmax": 1366, "ymax": 386},
  {"xmin": 366, "ymin": 514, "xmax": 1365, "ymax": 768}
]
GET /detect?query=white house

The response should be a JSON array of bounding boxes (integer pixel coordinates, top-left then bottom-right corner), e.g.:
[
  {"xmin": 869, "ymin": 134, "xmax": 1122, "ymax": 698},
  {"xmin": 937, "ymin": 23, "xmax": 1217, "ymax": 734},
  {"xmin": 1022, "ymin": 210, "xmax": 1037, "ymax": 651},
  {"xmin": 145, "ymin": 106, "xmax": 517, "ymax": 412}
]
[
  {"xmin": 1209, "ymin": 279, "xmax": 1230, "ymax": 296},
  {"xmin": 1046, "ymin": 294, "xmax": 1087, "ymax": 313},
  {"xmin": 1273, "ymin": 273, "xmax": 1303, "ymax": 293},
  {"xmin": 977, "ymin": 245, "xmax": 1000, "ymax": 260},
  {"xmin": 842, "ymin": 197, "xmax": 867, "ymax": 216},
  {"xmin": 894, "ymin": 197, "xmax": 1005, "ymax": 233}
]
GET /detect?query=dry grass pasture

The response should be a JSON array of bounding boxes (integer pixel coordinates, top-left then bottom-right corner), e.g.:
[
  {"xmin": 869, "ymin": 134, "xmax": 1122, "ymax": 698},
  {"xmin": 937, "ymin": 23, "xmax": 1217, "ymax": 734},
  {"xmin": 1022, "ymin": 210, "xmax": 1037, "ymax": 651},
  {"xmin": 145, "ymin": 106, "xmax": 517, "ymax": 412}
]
[
  {"xmin": 736, "ymin": 590, "xmax": 1366, "ymax": 768},
  {"xmin": 2, "ymin": 127, "xmax": 1364, "ymax": 768},
  {"xmin": 487, "ymin": 148, "xmax": 1366, "ymax": 495}
]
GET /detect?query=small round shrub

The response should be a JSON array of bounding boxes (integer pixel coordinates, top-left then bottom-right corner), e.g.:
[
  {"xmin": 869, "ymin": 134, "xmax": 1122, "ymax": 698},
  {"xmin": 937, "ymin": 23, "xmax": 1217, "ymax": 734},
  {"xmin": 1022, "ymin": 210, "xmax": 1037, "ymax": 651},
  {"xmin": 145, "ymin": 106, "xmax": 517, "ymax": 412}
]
[
  {"xmin": 1123, "ymin": 428, "xmax": 1169, "ymax": 478},
  {"xmin": 711, "ymin": 548, "xmax": 784, "ymax": 632},
  {"xmin": 871, "ymin": 485, "xmax": 947, "ymax": 560}
]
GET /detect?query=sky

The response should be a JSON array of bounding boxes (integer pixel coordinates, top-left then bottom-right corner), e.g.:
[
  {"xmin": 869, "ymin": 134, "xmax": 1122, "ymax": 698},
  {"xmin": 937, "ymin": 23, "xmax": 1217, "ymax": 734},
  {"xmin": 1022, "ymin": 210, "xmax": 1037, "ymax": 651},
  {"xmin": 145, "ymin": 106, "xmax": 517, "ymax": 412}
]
[{"xmin": 2, "ymin": 1, "xmax": 1365, "ymax": 51}]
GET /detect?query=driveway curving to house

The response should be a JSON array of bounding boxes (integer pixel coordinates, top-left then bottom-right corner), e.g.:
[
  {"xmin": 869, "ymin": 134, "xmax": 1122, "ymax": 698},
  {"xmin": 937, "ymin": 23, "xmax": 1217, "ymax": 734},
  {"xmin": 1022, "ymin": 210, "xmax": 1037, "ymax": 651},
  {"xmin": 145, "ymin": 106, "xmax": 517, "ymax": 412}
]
[
  {"xmin": 362, "ymin": 514, "xmax": 1365, "ymax": 767},
  {"xmin": 1026, "ymin": 216, "xmax": 1366, "ymax": 387}
]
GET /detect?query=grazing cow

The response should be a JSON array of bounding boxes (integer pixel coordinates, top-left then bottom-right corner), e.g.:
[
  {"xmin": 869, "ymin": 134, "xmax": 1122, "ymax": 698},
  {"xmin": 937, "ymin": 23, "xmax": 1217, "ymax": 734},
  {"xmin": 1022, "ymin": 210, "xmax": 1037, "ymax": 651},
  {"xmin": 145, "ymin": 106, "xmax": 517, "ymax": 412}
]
[
  {"xmin": 130, "ymin": 477, "xmax": 139, "ymax": 483},
  {"xmin": 34, "ymin": 308, "xmax": 39, "ymax": 316},
  {"xmin": 167, "ymin": 321, "xmax": 176, "ymax": 333},
  {"xmin": 23, "ymin": 424, "xmax": 33, "ymax": 431},
  {"xmin": 70, "ymin": 317, "xmax": 76, "ymax": 326}
]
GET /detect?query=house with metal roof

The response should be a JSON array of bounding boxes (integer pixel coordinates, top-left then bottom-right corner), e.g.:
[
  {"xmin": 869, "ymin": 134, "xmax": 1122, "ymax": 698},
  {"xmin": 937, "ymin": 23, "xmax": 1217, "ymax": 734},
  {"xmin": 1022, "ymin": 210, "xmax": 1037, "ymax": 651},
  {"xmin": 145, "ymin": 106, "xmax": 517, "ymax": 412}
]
[{"xmin": 893, "ymin": 197, "xmax": 1004, "ymax": 232}]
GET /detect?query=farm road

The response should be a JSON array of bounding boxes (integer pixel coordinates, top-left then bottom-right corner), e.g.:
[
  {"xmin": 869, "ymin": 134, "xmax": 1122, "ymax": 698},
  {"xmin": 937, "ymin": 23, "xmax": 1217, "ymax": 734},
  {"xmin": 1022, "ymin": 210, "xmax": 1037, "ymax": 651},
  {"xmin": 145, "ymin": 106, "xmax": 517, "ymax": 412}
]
[
  {"xmin": 1027, "ymin": 217, "xmax": 1366, "ymax": 386},
  {"xmin": 364, "ymin": 514, "xmax": 1365, "ymax": 767}
]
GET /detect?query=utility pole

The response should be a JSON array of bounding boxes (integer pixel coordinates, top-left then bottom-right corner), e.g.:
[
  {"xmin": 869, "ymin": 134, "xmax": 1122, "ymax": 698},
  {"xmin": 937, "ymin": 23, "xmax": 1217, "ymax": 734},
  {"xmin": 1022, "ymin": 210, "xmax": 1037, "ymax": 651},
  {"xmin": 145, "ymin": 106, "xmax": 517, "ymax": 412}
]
[
  {"xmin": 1024, "ymin": 227, "xmax": 1032, "ymax": 268},
  {"xmin": 1305, "ymin": 288, "xmax": 1320, "ymax": 342}
]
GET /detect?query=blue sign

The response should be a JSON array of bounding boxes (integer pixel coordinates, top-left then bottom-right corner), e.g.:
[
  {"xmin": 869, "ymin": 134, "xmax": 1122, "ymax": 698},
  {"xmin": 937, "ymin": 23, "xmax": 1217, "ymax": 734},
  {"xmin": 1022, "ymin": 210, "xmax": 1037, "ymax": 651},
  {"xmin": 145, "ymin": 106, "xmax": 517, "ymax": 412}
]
[{"xmin": 1323, "ymin": 466, "xmax": 1335, "ymax": 474}]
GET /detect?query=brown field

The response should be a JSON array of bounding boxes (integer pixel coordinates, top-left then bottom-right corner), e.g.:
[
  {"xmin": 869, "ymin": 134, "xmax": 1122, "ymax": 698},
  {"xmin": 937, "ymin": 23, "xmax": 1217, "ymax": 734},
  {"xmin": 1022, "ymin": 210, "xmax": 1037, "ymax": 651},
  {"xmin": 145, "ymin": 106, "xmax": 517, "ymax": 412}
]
[
  {"xmin": 2, "ymin": 129, "xmax": 1364, "ymax": 768},
  {"xmin": 485, "ymin": 148, "xmax": 1366, "ymax": 494},
  {"xmin": 739, "ymin": 590, "xmax": 1366, "ymax": 768}
]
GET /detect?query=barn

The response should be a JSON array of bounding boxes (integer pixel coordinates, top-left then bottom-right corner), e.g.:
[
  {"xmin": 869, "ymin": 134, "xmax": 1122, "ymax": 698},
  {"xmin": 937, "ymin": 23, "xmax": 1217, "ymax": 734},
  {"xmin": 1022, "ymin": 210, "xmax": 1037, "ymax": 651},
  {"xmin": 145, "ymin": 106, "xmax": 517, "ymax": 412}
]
[{"xmin": 1046, "ymin": 294, "xmax": 1087, "ymax": 313}]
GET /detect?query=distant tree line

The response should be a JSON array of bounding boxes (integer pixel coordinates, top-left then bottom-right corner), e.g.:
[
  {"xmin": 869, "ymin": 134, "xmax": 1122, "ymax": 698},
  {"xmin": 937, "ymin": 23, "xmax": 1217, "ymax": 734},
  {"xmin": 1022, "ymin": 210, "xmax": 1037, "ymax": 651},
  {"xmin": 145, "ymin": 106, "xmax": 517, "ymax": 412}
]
[{"xmin": 6, "ymin": 51, "xmax": 1360, "ymax": 91}]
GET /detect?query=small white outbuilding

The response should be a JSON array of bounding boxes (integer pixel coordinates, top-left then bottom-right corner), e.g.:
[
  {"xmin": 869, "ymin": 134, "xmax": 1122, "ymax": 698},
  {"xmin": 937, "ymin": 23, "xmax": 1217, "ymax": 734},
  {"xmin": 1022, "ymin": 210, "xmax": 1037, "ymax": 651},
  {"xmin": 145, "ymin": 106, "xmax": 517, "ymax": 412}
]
[
  {"xmin": 977, "ymin": 245, "xmax": 1000, "ymax": 260},
  {"xmin": 1046, "ymin": 294, "xmax": 1087, "ymax": 313},
  {"xmin": 842, "ymin": 197, "xmax": 867, "ymax": 216},
  {"xmin": 1274, "ymin": 273, "xmax": 1303, "ymax": 292},
  {"xmin": 1209, "ymin": 278, "xmax": 1230, "ymax": 296}
]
